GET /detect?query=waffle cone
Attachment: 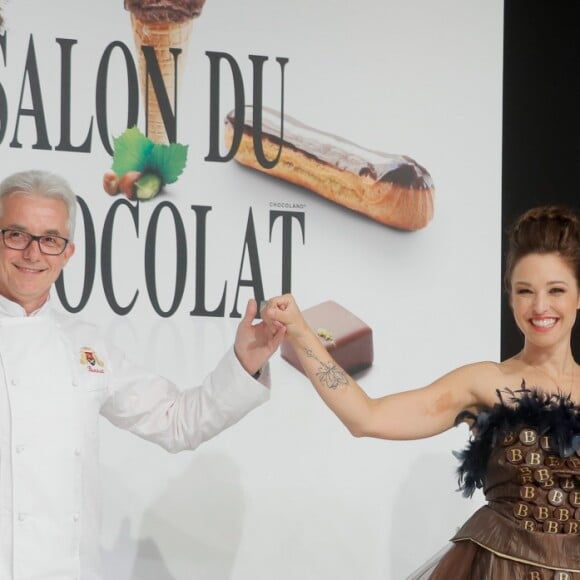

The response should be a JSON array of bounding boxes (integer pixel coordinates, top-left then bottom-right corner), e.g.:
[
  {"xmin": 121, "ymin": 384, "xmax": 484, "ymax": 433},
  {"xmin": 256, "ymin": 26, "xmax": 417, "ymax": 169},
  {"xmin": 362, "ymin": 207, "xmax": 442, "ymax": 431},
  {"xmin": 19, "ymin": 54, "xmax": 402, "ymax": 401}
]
[{"xmin": 131, "ymin": 13, "xmax": 193, "ymax": 143}]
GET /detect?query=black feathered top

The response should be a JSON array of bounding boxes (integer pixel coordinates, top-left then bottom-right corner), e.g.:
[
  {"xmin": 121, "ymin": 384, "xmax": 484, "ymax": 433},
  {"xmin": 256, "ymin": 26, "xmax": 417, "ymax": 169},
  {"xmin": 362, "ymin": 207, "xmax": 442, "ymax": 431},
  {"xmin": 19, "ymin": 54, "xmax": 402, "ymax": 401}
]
[{"xmin": 454, "ymin": 384, "xmax": 580, "ymax": 498}]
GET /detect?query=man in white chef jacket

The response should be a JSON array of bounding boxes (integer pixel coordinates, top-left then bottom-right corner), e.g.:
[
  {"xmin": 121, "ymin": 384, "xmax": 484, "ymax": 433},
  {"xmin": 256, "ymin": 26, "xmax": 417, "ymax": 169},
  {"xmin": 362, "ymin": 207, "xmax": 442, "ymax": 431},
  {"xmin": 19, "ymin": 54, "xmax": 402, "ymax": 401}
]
[{"xmin": 0, "ymin": 169, "xmax": 286, "ymax": 580}]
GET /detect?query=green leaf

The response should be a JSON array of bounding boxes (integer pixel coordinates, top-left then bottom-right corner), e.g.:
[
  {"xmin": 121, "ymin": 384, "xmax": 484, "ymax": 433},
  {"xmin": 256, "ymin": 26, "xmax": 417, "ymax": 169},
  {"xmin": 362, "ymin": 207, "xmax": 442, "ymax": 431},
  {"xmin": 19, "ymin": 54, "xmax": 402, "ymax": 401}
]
[
  {"xmin": 145, "ymin": 143, "xmax": 189, "ymax": 184},
  {"xmin": 111, "ymin": 127, "xmax": 155, "ymax": 177}
]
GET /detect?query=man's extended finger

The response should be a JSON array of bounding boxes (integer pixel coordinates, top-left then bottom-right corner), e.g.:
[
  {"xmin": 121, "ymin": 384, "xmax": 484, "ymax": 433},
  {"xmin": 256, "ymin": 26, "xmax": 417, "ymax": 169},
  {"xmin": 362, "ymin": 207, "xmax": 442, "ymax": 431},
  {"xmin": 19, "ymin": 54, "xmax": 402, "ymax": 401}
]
[{"xmin": 242, "ymin": 299, "xmax": 258, "ymax": 326}]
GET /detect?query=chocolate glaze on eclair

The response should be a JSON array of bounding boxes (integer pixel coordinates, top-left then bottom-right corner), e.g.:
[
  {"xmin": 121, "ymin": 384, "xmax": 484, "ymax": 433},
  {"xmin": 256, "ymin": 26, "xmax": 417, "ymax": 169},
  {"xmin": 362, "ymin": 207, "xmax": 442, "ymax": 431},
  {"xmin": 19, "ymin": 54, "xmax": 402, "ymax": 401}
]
[{"xmin": 225, "ymin": 106, "xmax": 435, "ymax": 230}]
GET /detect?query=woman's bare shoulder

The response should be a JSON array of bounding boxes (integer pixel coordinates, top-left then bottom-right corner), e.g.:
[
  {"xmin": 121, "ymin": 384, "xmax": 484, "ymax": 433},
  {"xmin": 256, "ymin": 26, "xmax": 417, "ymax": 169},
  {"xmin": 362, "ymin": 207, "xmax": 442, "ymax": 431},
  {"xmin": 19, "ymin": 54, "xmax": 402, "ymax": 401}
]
[
  {"xmin": 457, "ymin": 358, "xmax": 525, "ymax": 380},
  {"xmin": 449, "ymin": 360, "xmax": 507, "ymax": 380},
  {"xmin": 449, "ymin": 360, "xmax": 521, "ymax": 409}
]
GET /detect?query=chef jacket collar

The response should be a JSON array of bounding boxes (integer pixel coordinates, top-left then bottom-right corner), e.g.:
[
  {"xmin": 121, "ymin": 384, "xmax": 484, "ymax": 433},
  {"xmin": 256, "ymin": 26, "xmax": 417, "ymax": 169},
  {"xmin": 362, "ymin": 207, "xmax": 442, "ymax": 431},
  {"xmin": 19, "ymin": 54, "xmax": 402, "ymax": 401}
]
[{"xmin": 0, "ymin": 293, "xmax": 52, "ymax": 318}]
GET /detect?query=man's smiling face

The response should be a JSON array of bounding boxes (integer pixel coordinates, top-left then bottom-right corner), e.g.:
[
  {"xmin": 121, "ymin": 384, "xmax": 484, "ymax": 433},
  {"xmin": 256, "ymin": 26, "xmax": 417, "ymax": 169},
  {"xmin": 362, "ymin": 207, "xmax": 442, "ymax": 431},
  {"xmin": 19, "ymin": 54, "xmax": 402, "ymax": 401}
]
[{"xmin": 0, "ymin": 193, "xmax": 75, "ymax": 314}]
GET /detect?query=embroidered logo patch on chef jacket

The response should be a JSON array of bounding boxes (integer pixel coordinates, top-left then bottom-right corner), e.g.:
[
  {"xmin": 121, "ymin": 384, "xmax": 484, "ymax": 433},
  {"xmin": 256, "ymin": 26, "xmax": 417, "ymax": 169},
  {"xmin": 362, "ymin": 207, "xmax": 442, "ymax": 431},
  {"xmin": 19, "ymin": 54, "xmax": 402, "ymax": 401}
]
[{"xmin": 80, "ymin": 347, "xmax": 105, "ymax": 374}]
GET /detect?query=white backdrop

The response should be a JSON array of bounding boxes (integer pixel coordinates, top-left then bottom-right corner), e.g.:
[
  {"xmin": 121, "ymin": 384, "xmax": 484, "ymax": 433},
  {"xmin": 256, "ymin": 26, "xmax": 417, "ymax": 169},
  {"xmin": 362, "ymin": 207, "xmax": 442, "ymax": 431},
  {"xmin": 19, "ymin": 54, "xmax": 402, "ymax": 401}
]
[{"xmin": 0, "ymin": 0, "xmax": 503, "ymax": 578}]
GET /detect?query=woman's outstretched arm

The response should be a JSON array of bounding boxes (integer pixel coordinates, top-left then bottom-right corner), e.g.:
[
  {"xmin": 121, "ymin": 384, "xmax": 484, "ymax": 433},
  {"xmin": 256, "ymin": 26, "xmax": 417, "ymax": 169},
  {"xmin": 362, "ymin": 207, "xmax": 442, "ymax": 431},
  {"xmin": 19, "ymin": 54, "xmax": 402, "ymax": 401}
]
[{"xmin": 263, "ymin": 294, "xmax": 493, "ymax": 440}]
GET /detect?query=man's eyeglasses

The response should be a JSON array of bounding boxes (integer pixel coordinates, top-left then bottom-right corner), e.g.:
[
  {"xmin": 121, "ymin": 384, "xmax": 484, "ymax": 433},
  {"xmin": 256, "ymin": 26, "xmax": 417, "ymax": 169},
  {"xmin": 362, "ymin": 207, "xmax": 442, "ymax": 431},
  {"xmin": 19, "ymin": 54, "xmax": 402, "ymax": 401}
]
[{"xmin": 0, "ymin": 229, "xmax": 70, "ymax": 256}]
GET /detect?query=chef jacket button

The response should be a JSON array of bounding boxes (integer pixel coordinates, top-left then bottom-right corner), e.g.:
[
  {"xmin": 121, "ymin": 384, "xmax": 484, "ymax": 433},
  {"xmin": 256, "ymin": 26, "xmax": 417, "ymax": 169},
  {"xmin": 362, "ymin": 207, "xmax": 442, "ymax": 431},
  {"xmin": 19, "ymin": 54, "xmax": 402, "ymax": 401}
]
[
  {"xmin": 17, "ymin": 513, "xmax": 26, "ymax": 522},
  {"xmin": 72, "ymin": 513, "xmax": 80, "ymax": 522},
  {"xmin": 10, "ymin": 379, "xmax": 17, "ymax": 387},
  {"xmin": 74, "ymin": 448, "xmax": 81, "ymax": 456},
  {"xmin": 72, "ymin": 380, "xmax": 78, "ymax": 388},
  {"xmin": 15, "ymin": 445, "xmax": 24, "ymax": 454}
]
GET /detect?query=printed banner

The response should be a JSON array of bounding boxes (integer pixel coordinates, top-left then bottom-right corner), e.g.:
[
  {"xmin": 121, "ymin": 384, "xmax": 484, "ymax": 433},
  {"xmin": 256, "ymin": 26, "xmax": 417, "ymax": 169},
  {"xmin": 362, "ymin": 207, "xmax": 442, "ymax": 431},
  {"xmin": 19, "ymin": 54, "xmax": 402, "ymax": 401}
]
[{"xmin": 0, "ymin": 1, "xmax": 503, "ymax": 578}]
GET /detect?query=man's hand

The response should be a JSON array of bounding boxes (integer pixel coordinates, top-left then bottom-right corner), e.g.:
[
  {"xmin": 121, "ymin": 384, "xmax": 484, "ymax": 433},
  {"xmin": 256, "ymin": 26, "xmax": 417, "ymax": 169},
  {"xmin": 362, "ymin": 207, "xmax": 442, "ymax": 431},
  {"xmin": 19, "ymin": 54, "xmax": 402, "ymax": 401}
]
[{"xmin": 234, "ymin": 299, "xmax": 286, "ymax": 376}]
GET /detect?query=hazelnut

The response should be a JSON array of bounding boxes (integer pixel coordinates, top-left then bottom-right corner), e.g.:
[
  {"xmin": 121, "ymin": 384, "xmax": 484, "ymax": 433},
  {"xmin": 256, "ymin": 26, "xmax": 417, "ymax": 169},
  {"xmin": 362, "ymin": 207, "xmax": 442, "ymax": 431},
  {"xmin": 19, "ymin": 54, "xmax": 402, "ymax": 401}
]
[
  {"xmin": 118, "ymin": 171, "xmax": 142, "ymax": 199},
  {"xmin": 103, "ymin": 171, "xmax": 120, "ymax": 195}
]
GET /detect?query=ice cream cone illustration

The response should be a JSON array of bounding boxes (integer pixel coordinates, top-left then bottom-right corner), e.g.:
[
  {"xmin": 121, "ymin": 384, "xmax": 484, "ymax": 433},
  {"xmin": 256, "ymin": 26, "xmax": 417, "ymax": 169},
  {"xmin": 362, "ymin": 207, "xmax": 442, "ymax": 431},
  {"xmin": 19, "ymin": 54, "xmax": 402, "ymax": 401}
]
[
  {"xmin": 0, "ymin": 0, "xmax": 7, "ymax": 31},
  {"xmin": 124, "ymin": 0, "xmax": 206, "ymax": 144}
]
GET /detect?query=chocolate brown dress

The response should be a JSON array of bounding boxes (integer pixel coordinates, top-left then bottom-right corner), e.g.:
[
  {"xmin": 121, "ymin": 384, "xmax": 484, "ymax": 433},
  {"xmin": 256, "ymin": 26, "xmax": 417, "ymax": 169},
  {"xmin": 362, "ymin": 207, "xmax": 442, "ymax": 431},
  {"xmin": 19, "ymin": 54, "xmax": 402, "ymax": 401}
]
[{"xmin": 407, "ymin": 387, "xmax": 580, "ymax": 580}]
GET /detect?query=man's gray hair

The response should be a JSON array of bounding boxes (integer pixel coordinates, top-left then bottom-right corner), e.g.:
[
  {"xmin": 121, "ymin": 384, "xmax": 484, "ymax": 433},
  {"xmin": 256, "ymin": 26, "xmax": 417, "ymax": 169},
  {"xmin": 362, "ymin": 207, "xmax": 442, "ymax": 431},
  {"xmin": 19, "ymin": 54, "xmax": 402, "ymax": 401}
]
[{"xmin": 0, "ymin": 169, "xmax": 77, "ymax": 240}]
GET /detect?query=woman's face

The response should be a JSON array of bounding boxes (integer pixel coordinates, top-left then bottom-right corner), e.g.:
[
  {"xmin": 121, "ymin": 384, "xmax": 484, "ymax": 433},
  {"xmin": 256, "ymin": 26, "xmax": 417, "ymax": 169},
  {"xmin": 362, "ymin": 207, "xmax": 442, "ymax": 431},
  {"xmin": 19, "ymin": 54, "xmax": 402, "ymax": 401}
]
[{"xmin": 510, "ymin": 252, "xmax": 580, "ymax": 349}]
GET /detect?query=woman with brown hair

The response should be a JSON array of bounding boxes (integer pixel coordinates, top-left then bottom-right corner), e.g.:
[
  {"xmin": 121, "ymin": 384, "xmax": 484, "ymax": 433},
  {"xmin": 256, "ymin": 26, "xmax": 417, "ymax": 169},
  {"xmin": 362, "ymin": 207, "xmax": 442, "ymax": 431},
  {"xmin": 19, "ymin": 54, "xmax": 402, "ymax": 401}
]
[{"xmin": 263, "ymin": 206, "xmax": 580, "ymax": 579}]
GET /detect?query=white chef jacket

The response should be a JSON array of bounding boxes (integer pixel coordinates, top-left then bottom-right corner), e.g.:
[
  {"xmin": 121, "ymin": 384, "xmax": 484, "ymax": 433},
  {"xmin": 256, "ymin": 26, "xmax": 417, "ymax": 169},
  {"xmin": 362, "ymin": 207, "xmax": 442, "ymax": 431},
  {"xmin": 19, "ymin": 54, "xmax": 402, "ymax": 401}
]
[{"xmin": 0, "ymin": 295, "xmax": 270, "ymax": 580}]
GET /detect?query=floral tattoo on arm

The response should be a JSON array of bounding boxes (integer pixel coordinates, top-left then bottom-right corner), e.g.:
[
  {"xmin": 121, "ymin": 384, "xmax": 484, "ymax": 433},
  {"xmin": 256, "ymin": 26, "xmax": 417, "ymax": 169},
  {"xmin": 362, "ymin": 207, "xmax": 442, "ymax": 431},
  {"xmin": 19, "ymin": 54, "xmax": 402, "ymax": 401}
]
[{"xmin": 304, "ymin": 348, "xmax": 349, "ymax": 389}]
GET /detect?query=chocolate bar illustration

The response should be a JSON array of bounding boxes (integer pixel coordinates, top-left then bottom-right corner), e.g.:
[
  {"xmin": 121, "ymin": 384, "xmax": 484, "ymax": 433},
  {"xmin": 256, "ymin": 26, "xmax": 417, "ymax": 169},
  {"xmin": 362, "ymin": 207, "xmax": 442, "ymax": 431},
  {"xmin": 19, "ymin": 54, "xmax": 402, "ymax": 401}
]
[{"xmin": 281, "ymin": 300, "xmax": 374, "ymax": 375}]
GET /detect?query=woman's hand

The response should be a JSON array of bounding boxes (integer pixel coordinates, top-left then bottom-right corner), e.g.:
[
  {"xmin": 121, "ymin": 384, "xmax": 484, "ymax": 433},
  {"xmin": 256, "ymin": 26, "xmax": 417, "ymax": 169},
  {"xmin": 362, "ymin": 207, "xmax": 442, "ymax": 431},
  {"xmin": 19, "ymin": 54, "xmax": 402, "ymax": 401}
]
[{"xmin": 261, "ymin": 294, "xmax": 310, "ymax": 341}]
